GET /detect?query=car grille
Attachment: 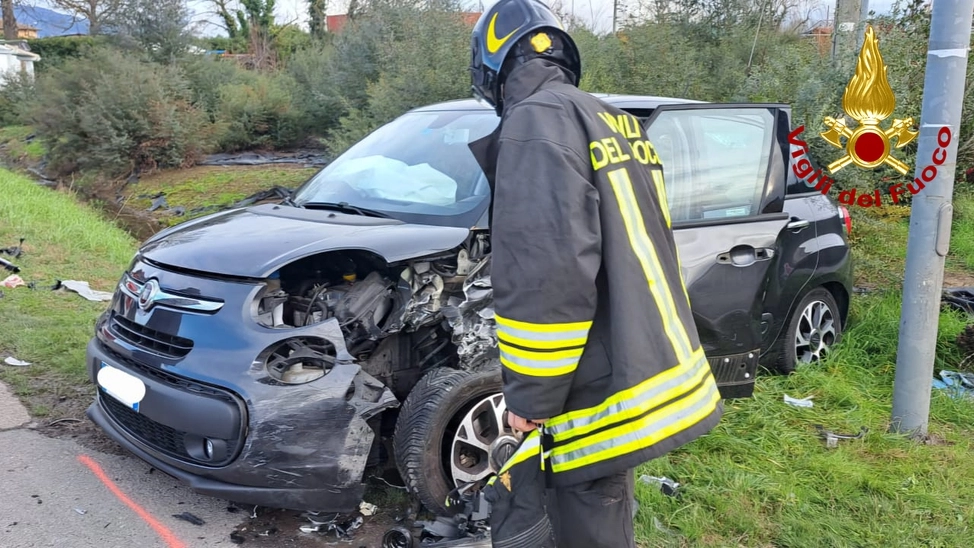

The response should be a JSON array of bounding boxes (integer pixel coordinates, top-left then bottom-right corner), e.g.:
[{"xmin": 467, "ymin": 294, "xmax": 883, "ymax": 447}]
[
  {"xmin": 109, "ymin": 313, "xmax": 193, "ymax": 358},
  {"xmin": 99, "ymin": 355, "xmax": 245, "ymax": 467}
]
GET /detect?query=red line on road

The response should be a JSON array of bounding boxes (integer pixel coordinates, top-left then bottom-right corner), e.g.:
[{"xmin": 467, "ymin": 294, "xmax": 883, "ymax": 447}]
[{"xmin": 77, "ymin": 454, "xmax": 187, "ymax": 548}]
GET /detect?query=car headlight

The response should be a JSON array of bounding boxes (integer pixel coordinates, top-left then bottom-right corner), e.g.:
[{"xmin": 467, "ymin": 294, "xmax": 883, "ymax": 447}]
[{"xmin": 256, "ymin": 337, "xmax": 336, "ymax": 385}]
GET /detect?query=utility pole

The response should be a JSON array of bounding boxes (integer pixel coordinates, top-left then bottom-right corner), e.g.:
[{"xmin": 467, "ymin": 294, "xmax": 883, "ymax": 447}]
[
  {"xmin": 892, "ymin": 0, "xmax": 974, "ymax": 437},
  {"xmin": 831, "ymin": 0, "xmax": 866, "ymax": 71}
]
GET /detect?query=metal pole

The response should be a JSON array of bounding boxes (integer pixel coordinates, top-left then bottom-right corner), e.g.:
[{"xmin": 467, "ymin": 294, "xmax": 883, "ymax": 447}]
[
  {"xmin": 832, "ymin": 0, "xmax": 864, "ymax": 70},
  {"xmin": 891, "ymin": 0, "xmax": 974, "ymax": 436}
]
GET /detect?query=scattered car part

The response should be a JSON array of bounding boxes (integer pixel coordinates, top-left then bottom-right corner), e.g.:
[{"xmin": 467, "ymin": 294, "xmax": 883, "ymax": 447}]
[
  {"xmin": 148, "ymin": 195, "xmax": 169, "ymax": 212},
  {"xmin": 814, "ymin": 425, "xmax": 868, "ymax": 448},
  {"xmin": 2, "ymin": 274, "xmax": 25, "ymax": 287},
  {"xmin": 783, "ymin": 394, "xmax": 815, "ymax": 408},
  {"xmin": 58, "ymin": 280, "xmax": 113, "ymax": 302},
  {"xmin": 4, "ymin": 357, "xmax": 31, "ymax": 367},
  {"xmin": 382, "ymin": 526, "xmax": 414, "ymax": 548},
  {"xmin": 172, "ymin": 512, "xmax": 205, "ymax": 526},
  {"xmin": 932, "ymin": 369, "xmax": 974, "ymax": 399},
  {"xmin": 0, "ymin": 258, "xmax": 20, "ymax": 273},
  {"xmin": 639, "ymin": 475, "xmax": 681, "ymax": 497},
  {"xmin": 1, "ymin": 238, "xmax": 24, "ymax": 259},
  {"xmin": 943, "ymin": 288, "xmax": 974, "ymax": 314}
]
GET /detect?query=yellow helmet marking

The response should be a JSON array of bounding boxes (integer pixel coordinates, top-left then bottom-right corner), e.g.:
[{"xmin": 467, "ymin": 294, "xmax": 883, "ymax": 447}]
[{"xmin": 487, "ymin": 12, "xmax": 521, "ymax": 54}]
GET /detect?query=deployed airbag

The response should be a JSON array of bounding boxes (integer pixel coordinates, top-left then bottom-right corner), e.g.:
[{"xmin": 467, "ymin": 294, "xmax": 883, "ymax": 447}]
[{"xmin": 327, "ymin": 156, "xmax": 458, "ymax": 206}]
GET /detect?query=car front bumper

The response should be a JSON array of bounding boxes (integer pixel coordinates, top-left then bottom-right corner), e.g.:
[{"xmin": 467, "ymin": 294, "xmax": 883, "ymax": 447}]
[{"xmin": 85, "ymin": 337, "xmax": 396, "ymax": 512}]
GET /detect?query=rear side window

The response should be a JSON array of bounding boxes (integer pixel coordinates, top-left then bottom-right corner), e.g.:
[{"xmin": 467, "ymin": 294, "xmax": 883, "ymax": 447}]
[{"xmin": 645, "ymin": 108, "xmax": 775, "ymax": 224}]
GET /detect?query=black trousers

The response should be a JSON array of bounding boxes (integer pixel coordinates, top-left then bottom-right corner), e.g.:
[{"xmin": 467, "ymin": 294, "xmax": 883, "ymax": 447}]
[{"xmin": 545, "ymin": 469, "xmax": 637, "ymax": 548}]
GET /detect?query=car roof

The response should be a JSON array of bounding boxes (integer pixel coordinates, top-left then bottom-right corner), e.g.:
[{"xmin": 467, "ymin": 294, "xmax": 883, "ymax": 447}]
[{"xmin": 410, "ymin": 93, "xmax": 707, "ymax": 113}]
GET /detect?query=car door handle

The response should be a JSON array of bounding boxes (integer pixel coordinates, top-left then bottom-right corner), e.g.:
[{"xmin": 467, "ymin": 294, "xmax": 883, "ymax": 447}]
[
  {"xmin": 787, "ymin": 218, "xmax": 811, "ymax": 231},
  {"xmin": 716, "ymin": 245, "xmax": 773, "ymax": 267}
]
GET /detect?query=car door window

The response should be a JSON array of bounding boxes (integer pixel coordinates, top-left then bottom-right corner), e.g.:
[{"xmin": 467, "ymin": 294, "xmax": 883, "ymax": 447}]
[{"xmin": 645, "ymin": 108, "xmax": 775, "ymax": 223}]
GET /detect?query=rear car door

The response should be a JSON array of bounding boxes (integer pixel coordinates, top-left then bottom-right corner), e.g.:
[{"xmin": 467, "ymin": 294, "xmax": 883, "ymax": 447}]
[{"xmin": 641, "ymin": 103, "xmax": 805, "ymax": 399}]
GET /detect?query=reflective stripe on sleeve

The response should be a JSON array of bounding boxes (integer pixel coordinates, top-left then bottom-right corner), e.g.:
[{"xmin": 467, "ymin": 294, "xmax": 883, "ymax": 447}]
[
  {"xmin": 495, "ymin": 315, "xmax": 592, "ymax": 351},
  {"xmin": 546, "ymin": 348, "xmax": 709, "ymax": 441},
  {"xmin": 499, "ymin": 342, "xmax": 584, "ymax": 377},
  {"xmin": 549, "ymin": 375, "xmax": 721, "ymax": 473}
]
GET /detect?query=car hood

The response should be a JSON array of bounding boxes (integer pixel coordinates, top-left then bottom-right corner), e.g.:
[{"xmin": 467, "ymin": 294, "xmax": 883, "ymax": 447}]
[{"xmin": 139, "ymin": 203, "xmax": 472, "ymax": 278}]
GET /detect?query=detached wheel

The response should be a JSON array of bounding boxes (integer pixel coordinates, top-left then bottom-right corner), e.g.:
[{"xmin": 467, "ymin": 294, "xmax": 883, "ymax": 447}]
[
  {"xmin": 777, "ymin": 287, "xmax": 842, "ymax": 375},
  {"xmin": 393, "ymin": 366, "xmax": 512, "ymax": 516}
]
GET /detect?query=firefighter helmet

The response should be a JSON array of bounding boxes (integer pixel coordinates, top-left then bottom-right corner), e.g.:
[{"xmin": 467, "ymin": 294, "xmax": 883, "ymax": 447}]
[{"xmin": 469, "ymin": 0, "xmax": 581, "ymax": 115}]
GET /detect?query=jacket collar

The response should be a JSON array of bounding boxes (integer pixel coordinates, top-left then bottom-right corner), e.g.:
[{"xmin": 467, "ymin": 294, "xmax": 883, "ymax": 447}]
[{"xmin": 501, "ymin": 57, "xmax": 575, "ymax": 111}]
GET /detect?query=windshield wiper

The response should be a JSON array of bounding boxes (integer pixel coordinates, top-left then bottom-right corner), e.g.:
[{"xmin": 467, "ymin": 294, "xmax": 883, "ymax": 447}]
[{"xmin": 299, "ymin": 201, "xmax": 390, "ymax": 218}]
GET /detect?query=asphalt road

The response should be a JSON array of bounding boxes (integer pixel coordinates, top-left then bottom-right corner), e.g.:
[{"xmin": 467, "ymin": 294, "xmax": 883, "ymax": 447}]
[{"xmin": 0, "ymin": 382, "xmax": 245, "ymax": 548}]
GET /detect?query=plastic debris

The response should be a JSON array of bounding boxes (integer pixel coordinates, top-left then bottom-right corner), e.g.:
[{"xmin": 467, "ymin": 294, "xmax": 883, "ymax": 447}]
[
  {"xmin": 943, "ymin": 287, "xmax": 974, "ymax": 314},
  {"xmin": 932, "ymin": 369, "xmax": 974, "ymax": 399},
  {"xmin": 784, "ymin": 394, "xmax": 815, "ymax": 408},
  {"xmin": 639, "ymin": 475, "xmax": 680, "ymax": 496},
  {"xmin": 229, "ymin": 531, "xmax": 246, "ymax": 544},
  {"xmin": 171, "ymin": 512, "xmax": 205, "ymax": 526},
  {"xmin": 814, "ymin": 424, "xmax": 868, "ymax": 448},
  {"xmin": 148, "ymin": 195, "xmax": 169, "ymax": 212},
  {"xmin": 1, "ymin": 238, "xmax": 24, "ymax": 259},
  {"xmin": 359, "ymin": 501, "xmax": 377, "ymax": 516},
  {"xmin": 4, "ymin": 357, "xmax": 31, "ymax": 367},
  {"xmin": 299, "ymin": 512, "xmax": 363, "ymax": 539},
  {"xmin": 58, "ymin": 280, "xmax": 113, "ymax": 302},
  {"xmin": 2, "ymin": 274, "xmax": 24, "ymax": 288},
  {"xmin": 74, "ymin": 508, "xmax": 86, "ymax": 515}
]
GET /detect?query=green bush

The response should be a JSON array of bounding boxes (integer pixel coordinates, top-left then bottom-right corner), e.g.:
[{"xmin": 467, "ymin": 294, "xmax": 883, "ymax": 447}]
[
  {"xmin": 215, "ymin": 71, "xmax": 306, "ymax": 151},
  {"xmin": 26, "ymin": 35, "xmax": 111, "ymax": 71},
  {"xmin": 0, "ymin": 71, "xmax": 37, "ymax": 127},
  {"xmin": 27, "ymin": 47, "xmax": 218, "ymax": 178}
]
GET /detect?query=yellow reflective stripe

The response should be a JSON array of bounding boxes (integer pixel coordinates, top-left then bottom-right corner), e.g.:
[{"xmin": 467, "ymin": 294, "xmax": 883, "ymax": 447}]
[
  {"xmin": 495, "ymin": 314, "xmax": 593, "ymax": 334},
  {"xmin": 606, "ymin": 168, "xmax": 693, "ymax": 363},
  {"xmin": 651, "ymin": 169, "xmax": 671, "ymax": 228},
  {"xmin": 497, "ymin": 330, "xmax": 589, "ymax": 351},
  {"xmin": 550, "ymin": 378, "xmax": 721, "ymax": 473},
  {"xmin": 548, "ymin": 349, "xmax": 710, "ymax": 441},
  {"xmin": 545, "ymin": 347, "xmax": 706, "ymax": 430},
  {"xmin": 499, "ymin": 342, "xmax": 582, "ymax": 377}
]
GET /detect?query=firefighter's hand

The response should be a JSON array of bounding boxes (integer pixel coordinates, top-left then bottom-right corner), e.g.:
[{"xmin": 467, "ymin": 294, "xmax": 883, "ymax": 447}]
[{"xmin": 507, "ymin": 411, "xmax": 547, "ymax": 433}]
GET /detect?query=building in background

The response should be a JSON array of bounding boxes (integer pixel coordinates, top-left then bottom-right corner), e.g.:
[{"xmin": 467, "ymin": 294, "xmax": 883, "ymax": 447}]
[
  {"xmin": 0, "ymin": 20, "xmax": 39, "ymax": 40},
  {"xmin": 0, "ymin": 40, "xmax": 40, "ymax": 84}
]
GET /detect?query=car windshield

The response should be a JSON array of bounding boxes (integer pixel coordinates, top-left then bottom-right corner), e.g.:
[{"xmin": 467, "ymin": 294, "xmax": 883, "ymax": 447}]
[{"xmin": 292, "ymin": 109, "xmax": 500, "ymax": 227}]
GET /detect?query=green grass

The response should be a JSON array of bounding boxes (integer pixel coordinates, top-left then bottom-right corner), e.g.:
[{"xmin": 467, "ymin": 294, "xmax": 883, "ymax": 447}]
[
  {"xmin": 124, "ymin": 165, "xmax": 319, "ymax": 226},
  {"xmin": 0, "ymin": 169, "xmax": 136, "ymax": 415},
  {"xmin": 0, "ymin": 125, "xmax": 46, "ymax": 164}
]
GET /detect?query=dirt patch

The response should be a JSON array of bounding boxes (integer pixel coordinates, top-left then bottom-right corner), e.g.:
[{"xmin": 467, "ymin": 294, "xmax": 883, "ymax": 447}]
[{"xmin": 944, "ymin": 270, "xmax": 974, "ymax": 288}]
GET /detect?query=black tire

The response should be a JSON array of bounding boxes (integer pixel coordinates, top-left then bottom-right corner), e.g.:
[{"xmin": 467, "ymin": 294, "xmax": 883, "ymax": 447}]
[
  {"xmin": 393, "ymin": 366, "xmax": 503, "ymax": 516},
  {"xmin": 776, "ymin": 287, "xmax": 843, "ymax": 375}
]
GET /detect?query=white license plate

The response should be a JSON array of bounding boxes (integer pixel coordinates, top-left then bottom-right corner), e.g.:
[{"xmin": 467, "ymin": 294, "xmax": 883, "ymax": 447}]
[{"xmin": 97, "ymin": 362, "xmax": 146, "ymax": 412}]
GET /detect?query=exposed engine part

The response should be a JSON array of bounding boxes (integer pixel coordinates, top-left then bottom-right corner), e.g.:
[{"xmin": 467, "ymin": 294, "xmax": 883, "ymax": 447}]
[
  {"xmin": 262, "ymin": 337, "xmax": 336, "ymax": 385},
  {"xmin": 442, "ymin": 256, "xmax": 497, "ymax": 366},
  {"xmin": 401, "ymin": 261, "xmax": 447, "ymax": 329}
]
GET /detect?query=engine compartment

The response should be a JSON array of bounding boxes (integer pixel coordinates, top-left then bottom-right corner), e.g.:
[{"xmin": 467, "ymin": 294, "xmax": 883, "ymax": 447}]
[{"xmin": 252, "ymin": 234, "xmax": 495, "ymax": 392}]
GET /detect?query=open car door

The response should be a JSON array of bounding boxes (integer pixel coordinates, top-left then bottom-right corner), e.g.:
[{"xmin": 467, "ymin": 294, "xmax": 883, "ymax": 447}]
[{"xmin": 642, "ymin": 103, "xmax": 795, "ymax": 399}]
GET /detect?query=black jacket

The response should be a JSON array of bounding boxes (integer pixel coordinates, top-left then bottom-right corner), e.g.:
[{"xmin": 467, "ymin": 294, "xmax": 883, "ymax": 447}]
[{"xmin": 470, "ymin": 58, "xmax": 723, "ymax": 488}]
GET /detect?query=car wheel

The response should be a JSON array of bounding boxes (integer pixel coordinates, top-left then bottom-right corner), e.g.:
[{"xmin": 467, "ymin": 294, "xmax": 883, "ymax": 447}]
[
  {"xmin": 777, "ymin": 287, "xmax": 843, "ymax": 375},
  {"xmin": 393, "ymin": 365, "xmax": 510, "ymax": 516}
]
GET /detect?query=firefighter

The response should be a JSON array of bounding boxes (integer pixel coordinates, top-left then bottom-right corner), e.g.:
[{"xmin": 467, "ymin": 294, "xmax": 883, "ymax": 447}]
[{"xmin": 466, "ymin": 1, "xmax": 725, "ymax": 546}]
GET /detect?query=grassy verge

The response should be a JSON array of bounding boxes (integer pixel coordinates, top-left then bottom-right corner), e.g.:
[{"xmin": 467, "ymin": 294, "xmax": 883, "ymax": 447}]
[
  {"xmin": 122, "ymin": 165, "xmax": 319, "ymax": 226},
  {"xmin": 0, "ymin": 169, "xmax": 136, "ymax": 417},
  {"xmin": 0, "ymin": 125, "xmax": 45, "ymax": 165},
  {"xmin": 633, "ymin": 192, "xmax": 974, "ymax": 546}
]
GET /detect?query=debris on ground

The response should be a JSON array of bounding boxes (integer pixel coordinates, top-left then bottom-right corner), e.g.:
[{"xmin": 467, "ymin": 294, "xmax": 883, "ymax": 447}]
[
  {"xmin": 932, "ymin": 369, "xmax": 974, "ymax": 399},
  {"xmin": 4, "ymin": 356, "xmax": 31, "ymax": 367},
  {"xmin": 2, "ymin": 274, "xmax": 25, "ymax": 287},
  {"xmin": 814, "ymin": 424, "xmax": 868, "ymax": 448},
  {"xmin": 74, "ymin": 508, "xmax": 86, "ymax": 515},
  {"xmin": 639, "ymin": 475, "xmax": 680, "ymax": 496},
  {"xmin": 784, "ymin": 394, "xmax": 815, "ymax": 408},
  {"xmin": 956, "ymin": 325, "xmax": 974, "ymax": 358},
  {"xmin": 653, "ymin": 517, "xmax": 681, "ymax": 537},
  {"xmin": 943, "ymin": 287, "xmax": 974, "ymax": 314},
  {"xmin": 1, "ymin": 259, "xmax": 21, "ymax": 274},
  {"xmin": 1, "ymin": 238, "xmax": 24, "ymax": 259},
  {"xmin": 359, "ymin": 501, "xmax": 378, "ymax": 517},
  {"xmin": 56, "ymin": 280, "xmax": 113, "ymax": 302},
  {"xmin": 229, "ymin": 531, "xmax": 246, "ymax": 544},
  {"xmin": 172, "ymin": 512, "xmax": 205, "ymax": 526}
]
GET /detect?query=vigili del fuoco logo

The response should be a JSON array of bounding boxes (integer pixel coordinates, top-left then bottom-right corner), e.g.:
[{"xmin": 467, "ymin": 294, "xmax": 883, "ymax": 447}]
[{"xmin": 788, "ymin": 25, "xmax": 952, "ymax": 208}]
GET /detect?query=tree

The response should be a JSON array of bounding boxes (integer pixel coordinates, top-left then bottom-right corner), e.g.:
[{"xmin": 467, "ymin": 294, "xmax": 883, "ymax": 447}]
[
  {"xmin": 107, "ymin": 0, "xmax": 196, "ymax": 63},
  {"xmin": 2, "ymin": 0, "xmax": 17, "ymax": 41},
  {"xmin": 308, "ymin": 0, "xmax": 327, "ymax": 38},
  {"xmin": 241, "ymin": 0, "xmax": 276, "ymax": 69},
  {"xmin": 50, "ymin": 0, "xmax": 126, "ymax": 35},
  {"xmin": 209, "ymin": 0, "xmax": 242, "ymax": 38}
]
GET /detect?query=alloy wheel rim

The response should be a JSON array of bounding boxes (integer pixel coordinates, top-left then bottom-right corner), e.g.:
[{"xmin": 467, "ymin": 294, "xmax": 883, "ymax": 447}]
[
  {"xmin": 795, "ymin": 300, "xmax": 837, "ymax": 364},
  {"xmin": 449, "ymin": 393, "xmax": 511, "ymax": 488}
]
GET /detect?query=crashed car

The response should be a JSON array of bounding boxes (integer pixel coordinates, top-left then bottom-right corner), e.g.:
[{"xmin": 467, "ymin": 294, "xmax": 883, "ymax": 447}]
[{"xmin": 85, "ymin": 95, "xmax": 853, "ymax": 517}]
